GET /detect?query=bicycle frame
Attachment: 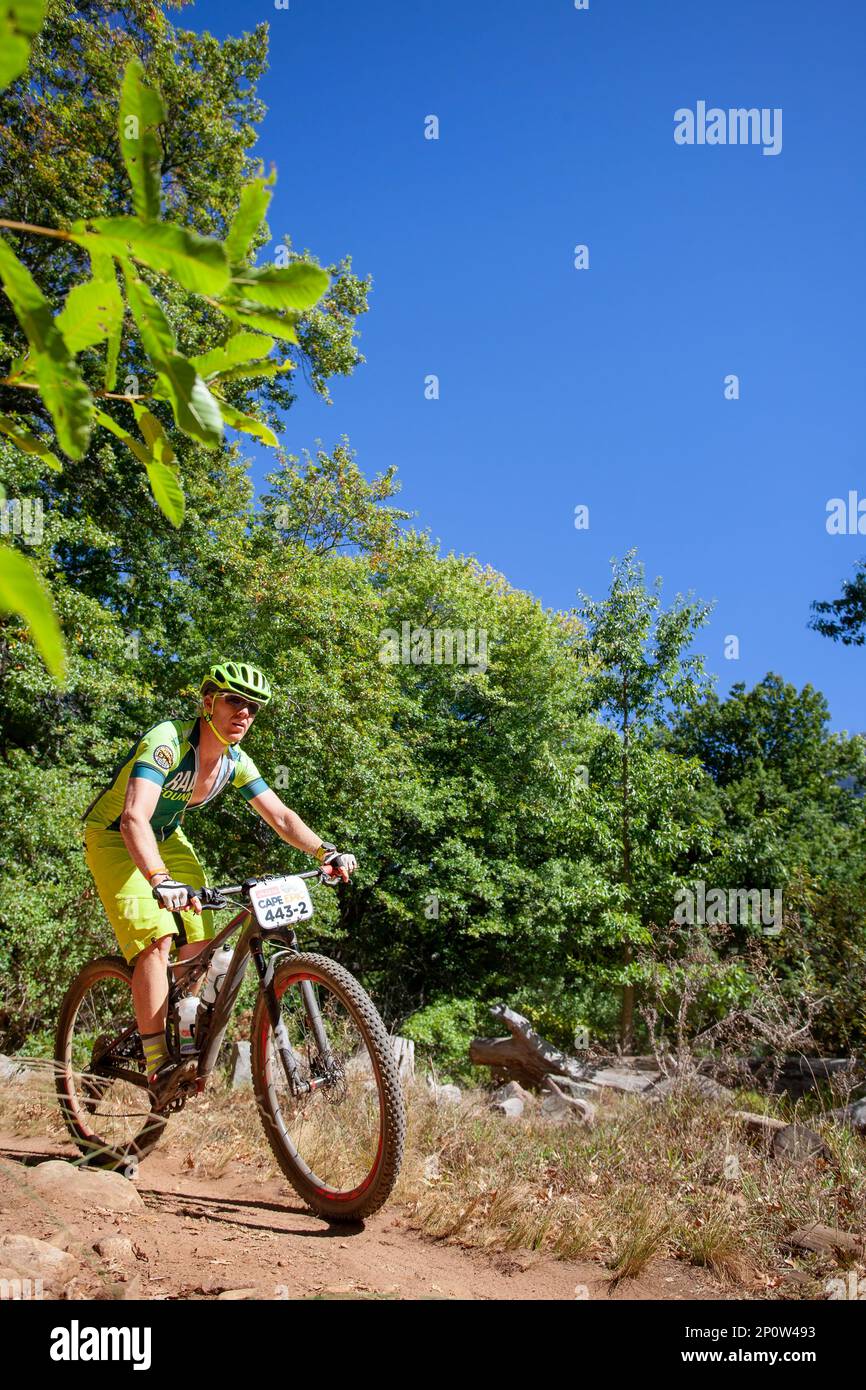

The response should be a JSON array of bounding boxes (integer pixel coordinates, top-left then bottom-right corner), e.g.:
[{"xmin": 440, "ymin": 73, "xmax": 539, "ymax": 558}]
[{"xmin": 167, "ymin": 898, "xmax": 329, "ymax": 1099}]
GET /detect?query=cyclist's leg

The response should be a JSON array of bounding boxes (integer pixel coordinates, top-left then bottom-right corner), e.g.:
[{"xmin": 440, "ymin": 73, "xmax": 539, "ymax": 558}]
[
  {"xmin": 84, "ymin": 827, "xmax": 179, "ymax": 1040},
  {"xmin": 131, "ymin": 935, "xmax": 175, "ymax": 1040},
  {"xmin": 84, "ymin": 827, "xmax": 180, "ymax": 965}
]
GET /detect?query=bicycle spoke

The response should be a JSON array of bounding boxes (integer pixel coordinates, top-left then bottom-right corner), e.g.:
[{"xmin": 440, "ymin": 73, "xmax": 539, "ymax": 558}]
[
  {"xmin": 59, "ymin": 966, "xmax": 155, "ymax": 1159},
  {"xmin": 262, "ymin": 973, "xmax": 385, "ymax": 1199}
]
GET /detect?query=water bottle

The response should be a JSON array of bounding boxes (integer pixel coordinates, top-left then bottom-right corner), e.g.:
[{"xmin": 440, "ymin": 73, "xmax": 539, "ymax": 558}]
[
  {"xmin": 177, "ymin": 995, "xmax": 200, "ymax": 1057},
  {"xmin": 201, "ymin": 944, "xmax": 234, "ymax": 1006}
]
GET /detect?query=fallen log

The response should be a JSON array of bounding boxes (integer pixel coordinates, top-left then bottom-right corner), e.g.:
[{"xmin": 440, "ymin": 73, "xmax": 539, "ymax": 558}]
[
  {"xmin": 784, "ymin": 1223, "xmax": 864, "ymax": 1259},
  {"xmin": 470, "ymin": 1004, "xmax": 587, "ymax": 1088}
]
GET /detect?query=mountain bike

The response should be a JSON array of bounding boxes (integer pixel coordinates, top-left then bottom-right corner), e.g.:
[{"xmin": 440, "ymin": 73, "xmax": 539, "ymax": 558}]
[{"xmin": 54, "ymin": 869, "xmax": 406, "ymax": 1220}]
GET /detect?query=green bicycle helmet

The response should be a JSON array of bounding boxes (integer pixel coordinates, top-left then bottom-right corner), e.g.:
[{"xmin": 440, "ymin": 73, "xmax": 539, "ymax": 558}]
[{"xmin": 200, "ymin": 661, "xmax": 272, "ymax": 706}]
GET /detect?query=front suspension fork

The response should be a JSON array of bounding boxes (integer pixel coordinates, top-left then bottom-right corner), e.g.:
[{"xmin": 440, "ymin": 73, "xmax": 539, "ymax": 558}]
[{"xmin": 250, "ymin": 937, "xmax": 335, "ymax": 1096}]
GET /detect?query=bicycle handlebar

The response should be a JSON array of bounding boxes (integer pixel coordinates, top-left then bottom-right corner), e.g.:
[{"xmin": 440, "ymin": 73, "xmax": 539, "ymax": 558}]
[{"xmin": 152, "ymin": 868, "xmax": 340, "ymax": 910}]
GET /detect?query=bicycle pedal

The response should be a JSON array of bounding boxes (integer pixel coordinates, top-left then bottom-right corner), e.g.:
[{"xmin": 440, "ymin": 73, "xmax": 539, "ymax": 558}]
[{"xmin": 148, "ymin": 1057, "xmax": 198, "ymax": 1111}]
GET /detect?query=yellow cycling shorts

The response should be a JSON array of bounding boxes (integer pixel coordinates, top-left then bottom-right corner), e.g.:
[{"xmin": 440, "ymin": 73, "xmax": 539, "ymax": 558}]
[{"xmin": 84, "ymin": 824, "xmax": 215, "ymax": 965}]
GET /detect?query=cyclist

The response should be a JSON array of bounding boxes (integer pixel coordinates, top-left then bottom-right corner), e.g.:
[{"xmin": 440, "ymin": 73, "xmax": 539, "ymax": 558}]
[{"xmin": 82, "ymin": 660, "xmax": 356, "ymax": 1105}]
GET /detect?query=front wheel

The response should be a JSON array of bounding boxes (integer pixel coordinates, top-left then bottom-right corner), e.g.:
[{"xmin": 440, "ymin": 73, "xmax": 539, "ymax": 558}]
[{"xmin": 251, "ymin": 952, "xmax": 406, "ymax": 1221}]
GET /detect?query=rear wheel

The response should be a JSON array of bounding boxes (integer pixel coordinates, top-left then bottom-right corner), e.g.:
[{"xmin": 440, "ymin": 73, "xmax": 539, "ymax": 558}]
[
  {"xmin": 55, "ymin": 956, "xmax": 168, "ymax": 1170},
  {"xmin": 251, "ymin": 952, "xmax": 406, "ymax": 1221}
]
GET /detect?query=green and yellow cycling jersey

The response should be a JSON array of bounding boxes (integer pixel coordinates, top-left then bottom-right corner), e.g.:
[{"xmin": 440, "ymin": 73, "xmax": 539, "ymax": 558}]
[{"xmin": 82, "ymin": 717, "xmax": 269, "ymax": 841}]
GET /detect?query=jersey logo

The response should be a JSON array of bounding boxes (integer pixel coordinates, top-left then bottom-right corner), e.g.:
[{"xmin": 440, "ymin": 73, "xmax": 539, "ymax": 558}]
[
  {"xmin": 164, "ymin": 770, "xmax": 194, "ymax": 793},
  {"xmin": 153, "ymin": 744, "xmax": 174, "ymax": 771}
]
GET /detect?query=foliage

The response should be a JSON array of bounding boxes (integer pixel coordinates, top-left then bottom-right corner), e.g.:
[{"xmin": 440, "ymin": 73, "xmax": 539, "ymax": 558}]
[
  {"xmin": 0, "ymin": 2, "xmax": 862, "ymax": 1075},
  {"xmin": 0, "ymin": 0, "xmax": 366, "ymax": 674},
  {"xmin": 810, "ymin": 559, "xmax": 866, "ymax": 647}
]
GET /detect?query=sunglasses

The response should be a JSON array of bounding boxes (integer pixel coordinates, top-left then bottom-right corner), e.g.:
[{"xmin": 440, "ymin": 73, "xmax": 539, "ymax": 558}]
[{"xmin": 221, "ymin": 693, "xmax": 262, "ymax": 715}]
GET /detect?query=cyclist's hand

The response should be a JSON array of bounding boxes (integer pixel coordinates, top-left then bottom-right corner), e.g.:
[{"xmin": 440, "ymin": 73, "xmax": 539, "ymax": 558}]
[
  {"xmin": 320, "ymin": 850, "xmax": 357, "ymax": 883},
  {"xmin": 152, "ymin": 879, "xmax": 202, "ymax": 914}
]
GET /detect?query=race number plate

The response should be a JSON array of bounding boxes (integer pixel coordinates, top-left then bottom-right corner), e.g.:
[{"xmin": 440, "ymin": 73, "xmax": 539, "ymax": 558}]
[{"xmin": 248, "ymin": 876, "xmax": 313, "ymax": 929}]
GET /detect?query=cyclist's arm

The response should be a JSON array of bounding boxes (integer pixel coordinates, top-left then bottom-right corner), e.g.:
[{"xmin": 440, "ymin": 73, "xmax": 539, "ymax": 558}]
[
  {"xmin": 119, "ymin": 775, "xmax": 168, "ymax": 880},
  {"xmin": 247, "ymin": 788, "xmax": 324, "ymax": 858},
  {"xmin": 119, "ymin": 778, "xmax": 201, "ymax": 912}
]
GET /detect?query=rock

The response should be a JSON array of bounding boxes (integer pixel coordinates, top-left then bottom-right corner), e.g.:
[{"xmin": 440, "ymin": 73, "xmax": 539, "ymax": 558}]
[
  {"xmin": 826, "ymin": 1099, "xmax": 866, "ymax": 1134},
  {"xmin": 94, "ymin": 1236, "xmax": 135, "ymax": 1267},
  {"xmin": 345, "ymin": 1038, "xmax": 413, "ymax": 1081},
  {"xmin": 429, "ymin": 1083, "xmax": 461, "ymax": 1105},
  {"xmin": 229, "ymin": 1041, "xmax": 252, "ymax": 1088},
  {"xmin": 785, "ymin": 1223, "xmax": 864, "ymax": 1258},
  {"xmin": 649, "ymin": 1075, "xmax": 735, "ymax": 1103},
  {"xmin": 540, "ymin": 1094, "xmax": 597, "ymax": 1126},
  {"xmin": 776, "ymin": 1268, "xmax": 816, "ymax": 1288},
  {"xmin": 490, "ymin": 1080, "xmax": 535, "ymax": 1106},
  {"xmin": 492, "ymin": 1097, "xmax": 524, "ymax": 1119},
  {"xmin": 117, "ymin": 1274, "xmax": 145, "ymax": 1300},
  {"xmin": 541, "ymin": 1079, "xmax": 596, "ymax": 1126},
  {"xmin": 541, "ymin": 1093, "xmax": 568, "ymax": 1118},
  {"xmin": 47, "ymin": 1222, "xmax": 115, "ymax": 1254},
  {"xmin": 586, "ymin": 1067, "xmax": 658, "ymax": 1094},
  {"xmin": 547, "ymin": 1076, "xmax": 600, "ymax": 1101},
  {"xmin": 0, "ymin": 1234, "xmax": 77, "ymax": 1288},
  {"xmin": 217, "ymin": 1288, "xmax": 260, "ymax": 1300},
  {"xmin": 391, "ymin": 1036, "xmax": 415, "ymax": 1081},
  {"xmin": 733, "ymin": 1110, "xmax": 788, "ymax": 1137},
  {"xmin": 0, "ymin": 1053, "xmax": 43, "ymax": 1086},
  {"xmin": 770, "ymin": 1123, "xmax": 833, "ymax": 1164},
  {"xmin": 24, "ymin": 1160, "xmax": 144, "ymax": 1212}
]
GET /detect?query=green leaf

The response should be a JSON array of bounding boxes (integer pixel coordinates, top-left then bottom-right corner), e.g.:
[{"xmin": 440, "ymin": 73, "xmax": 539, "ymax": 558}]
[
  {"xmin": 213, "ymin": 357, "xmax": 294, "ymax": 384},
  {"xmin": 104, "ymin": 321, "xmax": 121, "ymax": 392},
  {"xmin": 118, "ymin": 58, "xmax": 165, "ymax": 222},
  {"xmin": 230, "ymin": 261, "xmax": 329, "ymax": 311},
  {"xmin": 0, "ymin": 412, "xmax": 61, "ymax": 470},
  {"xmin": 143, "ymin": 458, "xmax": 184, "ymax": 527},
  {"xmin": 190, "ymin": 331, "xmax": 274, "ymax": 379},
  {"xmin": 93, "ymin": 407, "xmax": 150, "ymax": 466},
  {"xmin": 131, "ymin": 400, "xmax": 176, "ymax": 466},
  {"xmin": 77, "ymin": 219, "xmax": 230, "ymax": 297},
  {"xmin": 0, "ymin": 544, "xmax": 65, "ymax": 679},
  {"xmin": 55, "ymin": 274, "xmax": 124, "ymax": 355},
  {"xmin": 0, "ymin": 0, "xmax": 46, "ymax": 90},
  {"xmin": 212, "ymin": 396, "xmax": 279, "ymax": 448},
  {"xmin": 122, "ymin": 267, "xmax": 223, "ymax": 448},
  {"xmin": 217, "ymin": 300, "xmax": 300, "ymax": 344},
  {"xmin": 0, "ymin": 237, "xmax": 93, "ymax": 459},
  {"xmin": 95, "ymin": 406, "xmax": 183, "ymax": 526},
  {"xmin": 224, "ymin": 176, "xmax": 274, "ymax": 267},
  {"xmin": 83, "ymin": 248, "xmax": 124, "ymax": 389}
]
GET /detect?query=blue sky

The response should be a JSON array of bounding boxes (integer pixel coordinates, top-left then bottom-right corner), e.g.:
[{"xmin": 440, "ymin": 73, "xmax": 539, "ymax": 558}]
[{"xmin": 185, "ymin": 0, "xmax": 865, "ymax": 733}]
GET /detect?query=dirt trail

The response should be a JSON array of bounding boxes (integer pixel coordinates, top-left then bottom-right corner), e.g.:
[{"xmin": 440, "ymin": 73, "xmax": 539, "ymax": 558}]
[{"xmin": 0, "ymin": 1132, "xmax": 734, "ymax": 1301}]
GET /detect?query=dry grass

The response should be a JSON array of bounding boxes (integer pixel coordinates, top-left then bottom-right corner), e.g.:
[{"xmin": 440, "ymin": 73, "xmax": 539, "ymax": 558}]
[{"xmin": 2, "ymin": 1057, "xmax": 864, "ymax": 1298}]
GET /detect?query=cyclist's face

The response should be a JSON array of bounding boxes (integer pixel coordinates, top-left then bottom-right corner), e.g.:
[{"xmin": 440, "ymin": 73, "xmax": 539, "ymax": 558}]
[{"xmin": 206, "ymin": 691, "xmax": 260, "ymax": 741}]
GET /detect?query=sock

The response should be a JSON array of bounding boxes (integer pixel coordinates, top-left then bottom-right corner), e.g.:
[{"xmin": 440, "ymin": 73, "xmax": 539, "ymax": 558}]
[{"xmin": 142, "ymin": 1031, "xmax": 169, "ymax": 1075}]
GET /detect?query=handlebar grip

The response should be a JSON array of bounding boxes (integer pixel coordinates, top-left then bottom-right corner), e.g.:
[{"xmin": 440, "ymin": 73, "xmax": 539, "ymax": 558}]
[{"xmin": 150, "ymin": 881, "xmax": 197, "ymax": 902}]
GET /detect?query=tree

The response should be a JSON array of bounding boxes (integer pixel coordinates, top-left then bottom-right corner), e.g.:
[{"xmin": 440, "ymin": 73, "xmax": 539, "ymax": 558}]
[
  {"xmin": 809, "ymin": 560, "xmax": 866, "ymax": 646},
  {"xmin": 0, "ymin": 0, "xmax": 369, "ymax": 673},
  {"xmin": 669, "ymin": 674, "xmax": 866, "ymax": 1050},
  {"xmin": 576, "ymin": 549, "xmax": 714, "ymax": 1049}
]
